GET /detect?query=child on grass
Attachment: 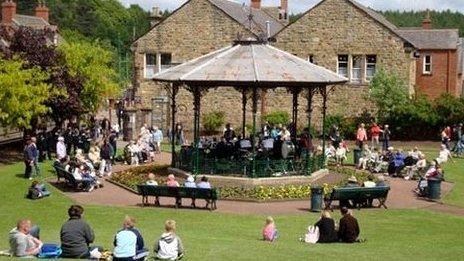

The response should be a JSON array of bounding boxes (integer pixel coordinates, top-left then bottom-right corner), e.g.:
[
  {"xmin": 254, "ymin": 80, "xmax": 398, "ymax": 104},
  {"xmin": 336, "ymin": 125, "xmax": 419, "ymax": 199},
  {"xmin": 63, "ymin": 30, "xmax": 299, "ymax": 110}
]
[
  {"xmin": 262, "ymin": 216, "xmax": 278, "ymax": 242},
  {"xmin": 154, "ymin": 220, "xmax": 184, "ymax": 260}
]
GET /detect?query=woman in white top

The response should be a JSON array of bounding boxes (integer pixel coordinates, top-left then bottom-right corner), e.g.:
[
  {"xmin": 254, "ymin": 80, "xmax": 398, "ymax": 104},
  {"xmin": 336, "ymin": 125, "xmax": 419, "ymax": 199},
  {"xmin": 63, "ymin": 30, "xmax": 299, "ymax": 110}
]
[{"xmin": 436, "ymin": 144, "xmax": 452, "ymax": 164}]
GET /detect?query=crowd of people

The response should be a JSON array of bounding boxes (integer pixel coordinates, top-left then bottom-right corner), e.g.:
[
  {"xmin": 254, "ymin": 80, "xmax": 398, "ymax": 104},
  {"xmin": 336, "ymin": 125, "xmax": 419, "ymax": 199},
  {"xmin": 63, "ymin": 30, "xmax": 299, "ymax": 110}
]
[
  {"xmin": 8, "ymin": 205, "xmax": 184, "ymax": 260},
  {"xmin": 263, "ymin": 207, "xmax": 361, "ymax": 244},
  {"xmin": 8, "ymin": 204, "xmax": 361, "ymax": 260},
  {"xmin": 124, "ymin": 125, "xmax": 163, "ymax": 166}
]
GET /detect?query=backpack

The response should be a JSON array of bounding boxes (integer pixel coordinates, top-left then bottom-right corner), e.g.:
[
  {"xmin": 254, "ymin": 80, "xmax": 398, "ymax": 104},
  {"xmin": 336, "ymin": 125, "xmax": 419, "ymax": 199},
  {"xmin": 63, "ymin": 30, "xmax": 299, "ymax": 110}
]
[
  {"xmin": 38, "ymin": 243, "xmax": 62, "ymax": 258},
  {"xmin": 304, "ymin": 226, "xmax": 320, "ymax": 244}
]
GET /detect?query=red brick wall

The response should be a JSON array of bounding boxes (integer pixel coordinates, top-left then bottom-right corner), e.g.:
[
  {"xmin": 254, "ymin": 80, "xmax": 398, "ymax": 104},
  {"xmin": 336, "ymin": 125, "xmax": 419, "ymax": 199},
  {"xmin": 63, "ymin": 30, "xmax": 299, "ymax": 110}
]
[{"xmin": 416, "ymin": 49, "xmax": 460, "ymax": 99}]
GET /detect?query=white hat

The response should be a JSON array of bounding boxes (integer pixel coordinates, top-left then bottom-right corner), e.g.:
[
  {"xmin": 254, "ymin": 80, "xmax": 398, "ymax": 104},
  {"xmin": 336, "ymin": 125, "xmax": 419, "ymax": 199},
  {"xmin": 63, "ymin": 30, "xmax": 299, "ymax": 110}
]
[
  {"xmin": 348, "ymin": 176, "xmax": 358, "ymax": 182},
  {"xmin": 187, "ymin": 176, "xmax": 194, "ymax": 183},
  {"xmin": 58, "ymin": 136, "xmax": 64, "ymax": 141}
]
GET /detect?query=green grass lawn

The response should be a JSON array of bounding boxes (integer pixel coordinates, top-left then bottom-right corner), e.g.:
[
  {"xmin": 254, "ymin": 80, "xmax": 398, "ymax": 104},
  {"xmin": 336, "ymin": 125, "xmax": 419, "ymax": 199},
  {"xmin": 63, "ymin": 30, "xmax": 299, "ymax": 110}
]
[{"xmin": 0, "ymin": 155, "xmax": 464, "ymax": 260}]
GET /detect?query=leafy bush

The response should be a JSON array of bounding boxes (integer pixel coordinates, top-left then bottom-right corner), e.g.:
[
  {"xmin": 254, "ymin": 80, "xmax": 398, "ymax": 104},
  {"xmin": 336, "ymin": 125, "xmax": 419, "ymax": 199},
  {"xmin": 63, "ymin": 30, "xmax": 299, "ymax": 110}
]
[
  {"xmin": 202, "ymin": 111, "xmax": 225, "ymax": 134},
  {"xmin": 219, "ymin": 185, "xmax": 312, "ymax": 200},
  {"xmin": 263, "ymin": 111, "xmax": 290, "ymax": 126}
]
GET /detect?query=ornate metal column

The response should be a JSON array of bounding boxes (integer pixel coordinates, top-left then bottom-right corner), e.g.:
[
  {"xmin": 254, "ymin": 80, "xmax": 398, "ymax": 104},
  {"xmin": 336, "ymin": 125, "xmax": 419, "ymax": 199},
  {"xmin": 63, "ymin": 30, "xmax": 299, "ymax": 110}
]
[
  {"xmin": 192, "ymin": 87, "xmax": 202, "ymax": 175},
  {"xmin": 291, "ymin": 87, "xmax": 302, "ymax": 140},
  {"xmin": 306, "ymin": 87, "xmax": 316, "ymax": 176},
  {"xmin": 320, "ymin": 85, "xmax": 329, "ymax": 168},
  {"xmin": 165, "ymin": 83, "xmax": 179, "ymax": 167},
  {"xmin": 251, "ymin": 87, "xmax": 259, "ymax": 178},
  {"xmin": 242, "ymin": 88, "xmax": 248, "ymax": 138}
]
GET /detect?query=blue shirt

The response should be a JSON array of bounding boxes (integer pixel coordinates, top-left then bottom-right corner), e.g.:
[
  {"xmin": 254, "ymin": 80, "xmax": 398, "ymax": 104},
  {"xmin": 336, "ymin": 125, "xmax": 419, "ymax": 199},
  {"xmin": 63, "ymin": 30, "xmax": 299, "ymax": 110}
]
[
  {"xmin": 152, "ymin": 130, "xmax": 163, "ymax": 142},
  {"xmin": 113, "ymin": 229, "xmax": 137, "ymax": 258}
]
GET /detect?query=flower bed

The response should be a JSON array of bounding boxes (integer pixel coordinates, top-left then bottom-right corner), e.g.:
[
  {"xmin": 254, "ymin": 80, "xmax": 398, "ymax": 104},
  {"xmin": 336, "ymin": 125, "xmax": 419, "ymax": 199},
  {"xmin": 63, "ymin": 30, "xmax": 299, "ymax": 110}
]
[{"xmin": 110, "ymin": 165, "xmax": 375, "ymax": 201}]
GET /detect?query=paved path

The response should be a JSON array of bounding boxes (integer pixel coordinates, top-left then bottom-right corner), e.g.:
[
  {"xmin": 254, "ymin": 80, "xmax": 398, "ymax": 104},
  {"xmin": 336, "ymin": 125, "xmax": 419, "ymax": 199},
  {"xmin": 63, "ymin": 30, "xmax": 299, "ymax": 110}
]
[{"xmin": 54, "ymin": 152, "xmax": 464, "ymax": 217}]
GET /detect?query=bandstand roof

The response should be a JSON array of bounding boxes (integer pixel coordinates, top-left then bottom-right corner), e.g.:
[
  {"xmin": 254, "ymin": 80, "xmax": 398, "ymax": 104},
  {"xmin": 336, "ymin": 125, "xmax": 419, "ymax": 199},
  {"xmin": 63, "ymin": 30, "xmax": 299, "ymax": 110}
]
[{"xmin": 153, "ymin": 41, "xmax": 347, "ymax": 88}]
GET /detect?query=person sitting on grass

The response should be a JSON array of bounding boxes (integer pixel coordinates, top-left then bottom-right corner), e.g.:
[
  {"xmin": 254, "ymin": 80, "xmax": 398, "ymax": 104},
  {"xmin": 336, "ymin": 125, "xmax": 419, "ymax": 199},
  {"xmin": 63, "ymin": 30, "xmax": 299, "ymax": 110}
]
[
  {"xmin": 338, "ymin": 207, "xmax": 360, "ymax": 243},
  {"xmin": 262, "ymin": 216, "xmax": 278, "ymax": 242},
  {"xmin": 390, "ymin": 149, "xmax": 405, "ymax": 177},
  {"xmin": 314, "ymin": 211, "xmax": 337, "ymax": 243},
  {"xmin": 166, "ymin": 174, "xmax": 180, "ymax": 187},
  {"xmin": 357, "ymin": 145, "xmax": 371, "ymax": 170},
  {"xmin": 60, "ymin": 205, "xmax": 96, "ymax": 259},
  {"xmin": 146, "ymin": 173, "xmax": 158, "ymax": 186},
  {"xmin": 27, "ymin": 180, "xmax": 51, "ymax": 199},
  {"xmin": 436, "ymin": 144, "xmax": 453, "ymax": 165},
  {"xmin": 154, "ymin": 220, "xmax": 184, "ymax": 260},
  {"xmin": 196, "ymin": 176, "xmax": 211, "ymax": 189},
  {"xmin": 9, "ymin": 219, "xmax": 43, "ymax": 257},
  {"xmin": 113, "ymin": 216, "xmax": 149, "ymax": 261}
]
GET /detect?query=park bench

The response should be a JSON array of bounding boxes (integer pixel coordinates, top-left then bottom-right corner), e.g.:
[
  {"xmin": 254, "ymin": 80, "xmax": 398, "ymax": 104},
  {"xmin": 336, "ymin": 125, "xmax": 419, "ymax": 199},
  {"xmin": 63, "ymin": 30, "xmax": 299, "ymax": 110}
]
[
  {"xmin": 52, "ymin": 165, "xmax": 83, "ymax": 190},
  {"xmin": 136, "ymin": 185, "xmax": 218, "ymax": 210},
  {"xmin": 325, "ymin": 186, "xmax": 390, "ymax": 210}
]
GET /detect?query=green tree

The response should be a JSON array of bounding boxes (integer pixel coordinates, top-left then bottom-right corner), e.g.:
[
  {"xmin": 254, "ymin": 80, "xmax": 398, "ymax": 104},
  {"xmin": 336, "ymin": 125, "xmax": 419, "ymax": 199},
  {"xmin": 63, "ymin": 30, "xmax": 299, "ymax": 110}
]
[
  {"xmin": 367, "ymin": 70, "xmax": 409, "ymax": 120},
  {"xmin": 59, "ymin": 39, "xmax": 121, "ymax": 113},
  {"xmin": 0, "ymin": 58, "xmax": 55, "ymax": 129}
]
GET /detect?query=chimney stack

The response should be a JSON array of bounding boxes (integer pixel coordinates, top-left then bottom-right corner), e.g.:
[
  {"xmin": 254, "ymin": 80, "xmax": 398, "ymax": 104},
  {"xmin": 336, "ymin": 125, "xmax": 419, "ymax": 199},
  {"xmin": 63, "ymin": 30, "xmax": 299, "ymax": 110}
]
[
  {"xmin": 1, "ymin": 0, "xmax": 16, "ymax": 25},
  {"xmin": 279, "ymin": 0, "xmax": 288, "ymax": 20},
  {"xmin": 422, "ymin": 10, "xmax": 432, "ymax": 30},
  {"xmin": 251, "ymin": 0, "xmax": 261, "ymax": 9},
  {"xmin": 150, "ymin": 6, "xmax": 163, "ymax": 27},
  {"xmin": 35, "ymin": 1, "xmax": 49, "ymax": 22}
]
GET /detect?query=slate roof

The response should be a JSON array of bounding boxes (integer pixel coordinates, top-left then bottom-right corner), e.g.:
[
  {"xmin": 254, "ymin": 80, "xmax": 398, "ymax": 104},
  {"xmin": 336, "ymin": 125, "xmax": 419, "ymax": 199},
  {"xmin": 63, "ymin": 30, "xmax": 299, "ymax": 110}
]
[
  {"xmin": 397, "ymin": 29, "xmax": 459, "ymax": 50},
  {"xmin": 12, "ymin": 14, "xmax": 54, "ymax": 30},
  {"xmin": 153, "ymin": 42, "xmax": 347, "ymax": 87},
  {"xmin": 208, "ymin": 0, "xmax": 284, "ymax": 37}
]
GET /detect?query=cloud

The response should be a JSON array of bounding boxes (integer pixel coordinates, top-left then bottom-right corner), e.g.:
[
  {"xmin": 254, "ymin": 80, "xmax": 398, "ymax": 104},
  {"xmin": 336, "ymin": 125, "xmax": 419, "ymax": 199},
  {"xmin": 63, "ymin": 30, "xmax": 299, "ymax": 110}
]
[{"xmin": 119, "ymin": 0, "xmax": 464, "ymax": 13}]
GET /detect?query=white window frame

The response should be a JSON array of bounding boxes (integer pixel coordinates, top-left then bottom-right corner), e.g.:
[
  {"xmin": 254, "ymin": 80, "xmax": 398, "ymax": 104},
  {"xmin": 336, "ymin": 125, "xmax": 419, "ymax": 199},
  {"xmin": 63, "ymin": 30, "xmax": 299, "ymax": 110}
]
[
  {"xmin": 351, "ymin": 55, "xmax": 363, "ymax": 83},
  {"xmin": 365, "ymin": 55, "xmax": 377, "ymax": 82},
  {"xmin": 423, "ymin": 54, "xmax": 432, "ymax": 74},
  {"xmin": 144, "ymin": 53, "xmax": 157, "ymax": 79},
  {"xmin": 337, "ymin": 55, "xmax": 349, "ymax": 78}
]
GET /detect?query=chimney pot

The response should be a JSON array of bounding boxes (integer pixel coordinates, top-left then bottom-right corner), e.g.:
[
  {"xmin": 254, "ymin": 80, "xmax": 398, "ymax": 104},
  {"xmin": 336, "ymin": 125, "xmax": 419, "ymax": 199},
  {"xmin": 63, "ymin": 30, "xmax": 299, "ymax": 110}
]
[
  {"xmin": 35, "ymin": 2, "xmax": 49, "ymax": 22},
  {"xmin": 422, "ymin": 10, "xmax": 432, "ymax": 30},
  {"xmin": 251, "ymin": 0, "xmax": 261, "ymax": 9},
  {"xmin": 279, "ymin": 0, "xmax": 288, "ymax": 21},
  {"xmin": 2, "ymin": 0, "xmax": 17, "ymax": 25}
]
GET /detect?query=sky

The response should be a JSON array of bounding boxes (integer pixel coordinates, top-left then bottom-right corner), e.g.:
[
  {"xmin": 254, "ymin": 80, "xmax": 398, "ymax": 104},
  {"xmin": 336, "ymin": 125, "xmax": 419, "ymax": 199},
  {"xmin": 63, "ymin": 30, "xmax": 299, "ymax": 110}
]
[{"xmin": 119, "ymin": 0, "xmax": 464, "ymax": 14}]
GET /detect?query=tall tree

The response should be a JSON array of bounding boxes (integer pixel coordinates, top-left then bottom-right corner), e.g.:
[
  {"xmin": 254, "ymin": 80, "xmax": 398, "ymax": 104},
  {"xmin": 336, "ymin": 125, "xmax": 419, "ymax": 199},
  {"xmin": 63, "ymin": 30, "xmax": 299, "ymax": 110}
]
[{"xmin": 0, "ymin": 58, "xmax": 54, "ymax": 129}]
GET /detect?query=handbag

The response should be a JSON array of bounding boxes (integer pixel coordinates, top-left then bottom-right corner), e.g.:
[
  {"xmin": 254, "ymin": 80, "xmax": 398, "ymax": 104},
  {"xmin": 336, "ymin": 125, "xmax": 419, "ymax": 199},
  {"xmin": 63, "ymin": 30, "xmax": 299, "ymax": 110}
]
[{"xmin": 304, "ymin": 226, "xmax": 320, "ymax": 244}]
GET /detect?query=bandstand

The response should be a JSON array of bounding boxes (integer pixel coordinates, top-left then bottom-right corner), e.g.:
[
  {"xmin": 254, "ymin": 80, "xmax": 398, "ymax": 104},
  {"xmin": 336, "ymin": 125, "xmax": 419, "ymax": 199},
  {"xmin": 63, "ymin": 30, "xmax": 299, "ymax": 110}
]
[{"xmin": 153, "ymin": 40, "xmax": 347, "ymax": 178}]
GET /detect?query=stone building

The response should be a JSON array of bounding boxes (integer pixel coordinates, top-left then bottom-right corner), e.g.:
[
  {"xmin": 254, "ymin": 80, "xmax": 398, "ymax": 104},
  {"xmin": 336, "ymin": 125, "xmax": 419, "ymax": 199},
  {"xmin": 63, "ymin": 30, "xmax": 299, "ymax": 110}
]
[
  {"xmin": 130, "ymin": 0, "xmax": 462, "ymax": 139},
  {"xmin": 130, "ymin": 0, "xmax": 288, "ymax": 137}
]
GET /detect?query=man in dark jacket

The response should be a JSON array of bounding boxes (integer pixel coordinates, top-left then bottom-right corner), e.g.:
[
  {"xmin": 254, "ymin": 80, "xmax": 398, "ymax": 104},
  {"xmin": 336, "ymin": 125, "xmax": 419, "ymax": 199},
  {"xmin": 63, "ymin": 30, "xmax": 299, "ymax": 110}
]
[
  {"xmin": 60, "ymin": 205, "xmax": 95, "ymax": 258},
  {"xmin": 338, "ymin": 207, "xmax": 360, "ymax": 243},
  {"xmin": 23, "ymin": 139, "xmax": 35, "ymax": 179},
  {"xmin": 99, "ymin": 140, "xmax": 114, "ymax": 176}
]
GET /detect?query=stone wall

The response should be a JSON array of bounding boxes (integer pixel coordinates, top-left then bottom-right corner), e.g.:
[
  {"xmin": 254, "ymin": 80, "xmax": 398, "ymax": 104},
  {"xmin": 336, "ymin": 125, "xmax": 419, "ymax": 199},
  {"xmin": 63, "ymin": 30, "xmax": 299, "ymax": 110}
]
[
  {"xmin": 274, "ymin": 0, "xmax": 416, "ymax": 118},
  {"xmin": 131, "ymin": 0, "xmax": 417, "ymax": 138}
]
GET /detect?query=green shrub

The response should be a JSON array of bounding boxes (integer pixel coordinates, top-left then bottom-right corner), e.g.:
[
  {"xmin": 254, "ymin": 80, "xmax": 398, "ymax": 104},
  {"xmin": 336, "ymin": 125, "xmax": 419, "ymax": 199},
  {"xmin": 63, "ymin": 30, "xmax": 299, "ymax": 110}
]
[
  {"xmin": 263, "ymin": 110, "xmax": 290, "ymax": 126},
  {"xmin": 202, "ymin": 111, "xmax": 225, "ymax": 133}
]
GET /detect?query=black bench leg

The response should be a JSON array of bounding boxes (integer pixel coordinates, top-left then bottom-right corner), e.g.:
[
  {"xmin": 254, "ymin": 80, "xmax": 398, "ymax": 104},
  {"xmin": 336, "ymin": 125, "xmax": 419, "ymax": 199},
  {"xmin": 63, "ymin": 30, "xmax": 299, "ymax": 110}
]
[
  {"xmin": 155, "ymin": 197, "xmax": 160, "ymax": 207},
  {"xmin": 213, "ymin": 200, "xmax": 217, "ymax": 210},
  {"xmin": 379, "ymin": 198, "xmax": 388, "ymax": 209},
  {"xmin": 191, "ymin": 198, "xmax": 196, "ymax": 208}
]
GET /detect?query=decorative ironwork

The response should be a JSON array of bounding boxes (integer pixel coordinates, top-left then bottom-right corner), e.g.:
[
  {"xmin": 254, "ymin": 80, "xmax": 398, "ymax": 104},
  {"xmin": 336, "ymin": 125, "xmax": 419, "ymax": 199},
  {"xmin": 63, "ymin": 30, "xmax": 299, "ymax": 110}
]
[{"xmin": 165, "ymin": 83, "xmax": 179, "ymax": 167}]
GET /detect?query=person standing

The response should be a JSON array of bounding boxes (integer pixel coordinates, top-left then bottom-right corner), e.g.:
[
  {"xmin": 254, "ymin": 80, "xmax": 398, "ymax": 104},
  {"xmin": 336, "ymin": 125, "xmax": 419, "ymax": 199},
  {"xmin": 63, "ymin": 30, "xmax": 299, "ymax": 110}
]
[
  {"xmin": 60, "ymin": 205, "xmax": 95, "ymax": 259},
  {"xmin": 56, "ymin": 136, "xmax": 67, "ymax": 161},
  {"xmin": 381, "ymin": 124, "xmax": 391, "ymax": 152},
  {"xmin": 29, "ymin": 137, "xmax": 40, "ymax": 178},
  {"xmin": 152, "ymin": 126, "xmax": 163, "ymax": 154},
  {"xmin": 338, "ymin": 207, "xmax": 360, "ymax": 243},
  {"xmin": 108, "ymin": 130, "xmax": 118, "ymax": 164},
  {"xmin": 23, "ymin": 139, "xmax": 34, "ymax": 180},
  {"xmin": 99, "ymin": 139, "xmax": 114, "ymax": 177},
  {"xmin": 370, "ymin": 123, "xmax": 381, "ymax": 149},
  {"xmin": 356, "ymin": 123, "xmax": 368, "ymax": 150}
]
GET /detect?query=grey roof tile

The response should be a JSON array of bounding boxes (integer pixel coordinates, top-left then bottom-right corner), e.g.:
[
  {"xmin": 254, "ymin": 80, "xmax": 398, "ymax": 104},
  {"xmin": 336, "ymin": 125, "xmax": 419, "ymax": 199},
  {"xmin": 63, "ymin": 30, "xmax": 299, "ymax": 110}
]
[
  {"xmin": 153, "ymin": 42, "xmax": 347, "ymax": 86},
  {"xmin": 397, "ymin": 29, "xmax": 459, "ymax": 50},
  {"xmin": 13, "ymin": 14, "xmax": 50, "ymax": 29},
  {"xmin": 208, "ymin": 0, "xmax": 284, "ymax": 37}
]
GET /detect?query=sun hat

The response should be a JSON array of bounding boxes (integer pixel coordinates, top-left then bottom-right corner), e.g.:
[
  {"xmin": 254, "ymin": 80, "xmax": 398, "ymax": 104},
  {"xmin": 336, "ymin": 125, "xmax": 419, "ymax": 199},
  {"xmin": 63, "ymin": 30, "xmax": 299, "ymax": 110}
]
[
  {"xmin": 58, "ymin": 136, "xmax": 64, "ymax": 141},
  {"xmin": 348, "ymin": 176, "xmax": 358, "ymax": 182},
  {"xmin": 187, "ymin": 175, "xmax": 194, "ymax": 183},
  {"xmin": 168, "ymin": 174, "xmax": 175, "ymax": 180}
]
